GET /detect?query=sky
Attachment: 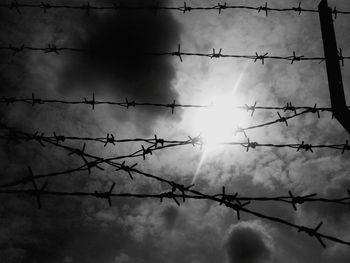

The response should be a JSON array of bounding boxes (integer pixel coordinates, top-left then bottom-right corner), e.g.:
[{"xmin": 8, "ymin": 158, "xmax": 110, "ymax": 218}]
[{"xmin": 1, "ymin": 0, "xmax": 350, "ymax": 262}]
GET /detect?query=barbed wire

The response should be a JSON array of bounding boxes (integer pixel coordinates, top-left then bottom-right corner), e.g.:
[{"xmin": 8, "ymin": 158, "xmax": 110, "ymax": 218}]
[
  {"xmin": 1, "ymin": 95, "xmax": 346, "ymax": 114},
  {"xmin": 0, "ymin": 95, "xmax": 339, "ymax": 134},
  {"xmin": 2, "ymin": 0, "xmax": 350, "ymax": 252},
  {"xmin": 1, "ymin": 44, "xmax": 349, "ymax": 64},
  {"xmin": 0, "ymin": 1, "xmax": 349, "ymax": 18},
  {"xmin": 1, "ymin": 187, "xmax": 349, "ymax": 210},
  {"xmin": 1, "ymin": 164, "xmax": 350, "ymax": 248},
  {"xmin": 1, "ymin": 128, "xmax": 349, "ymax": 154},
  {"xmin": 1, "ymin": 124, "xmax": 350, "ymax": 247}
]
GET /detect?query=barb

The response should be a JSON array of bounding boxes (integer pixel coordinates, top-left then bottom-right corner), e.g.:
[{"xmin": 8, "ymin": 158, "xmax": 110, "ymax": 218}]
[
  {"xmin": 2, "ymin": 44, "xmax": 348, "ymax": 64},
  {"xmin": 93, "ymin": 182, "xmax": 116, "ymax": 206},
  {"xmin": 0, "ymin": 2, "xmax": 349, "ymax": 17}
]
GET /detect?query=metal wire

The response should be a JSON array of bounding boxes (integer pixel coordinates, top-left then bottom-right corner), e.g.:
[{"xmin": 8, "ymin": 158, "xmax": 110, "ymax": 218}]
[
  {"xmin": 0, "ymin": 1, "xmax": 348, "ymax": 18},
  {"xmin": 1, "ymin": 44, "xmax": 348, "ymax": 64},
  {"xmin": 1, "ymin": 95, "xmax": 346, "ymax": 114},
  {"xmin": 1, "ymin": 124, "xmax": 350, "ymax": 247},
  {"xmin": 1, "ymin": 128, "xmax": 349, "ymax": 154}
]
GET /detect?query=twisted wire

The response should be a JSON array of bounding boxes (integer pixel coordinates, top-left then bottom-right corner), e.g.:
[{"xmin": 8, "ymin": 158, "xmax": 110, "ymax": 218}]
[
  {"xmin": 0, "ymin": 1, "xmax": 349, "ymax": 18},
  {"xmin": 1, "ymin": 44, "xmax": 349, "ymax": 64}
]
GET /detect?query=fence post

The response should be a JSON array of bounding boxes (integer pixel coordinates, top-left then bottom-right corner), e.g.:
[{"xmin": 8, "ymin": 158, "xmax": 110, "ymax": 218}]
[{"xmin": 319, "ymin": 0, "xmax": 350, "ymax": 133}]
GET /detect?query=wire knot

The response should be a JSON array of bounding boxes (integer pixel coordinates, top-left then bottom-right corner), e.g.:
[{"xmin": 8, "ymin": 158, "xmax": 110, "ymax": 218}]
[
  {"xmin": 219, "ymin": 186, "xmax": 238, "ymax": 205},
  {"xmin": 288, "ymin": 191, "xmax": 317, "ymax": 210},
  {"xmin": 254, "ymin": 52, "xmax": 268, "ymax": 64},
  {"xmin": 40, "ymin": 2, "xmax": 51, "ymax": 12},
  {"xmin": 181, "ymin": 2, "xmax": 192, "ymax": 13},
  {"xmin": 338, "ymin": 48, "xmax": 344, "ymax": 67},
  {"xmin": 170, "ymin": 181, "xmax": 194, "ymax": 203},
  {"xmin": 172, "ymin": 44, "xmax": 183, "ymax": 62},
  {"xmin": 284, "ymin": 102, "xmax": 297, "ymax": 114},
  {"xmin": 154, "ymin": 134, "xmax": 164, "ymax": 147},
  {"xmin": 84, "ymin": 93, "xmax": 96, "ymax": 110},
  {"xmin": 309, "ymin": 104, "xmax": 320, "ymax": 118},
  {"xmin": 292, "ymin": 2, "xmax": 302, "ymax": 15},
  {"xmin": 332, "ymin": 6, "xmax": 338, "ymax": 19},
  {"xmin": 298, "ymin": 222, "xmax": 326, "ymax": 248},
  {"xmin": 94, "ymin": 183, "xmax": 115, "ymax": 206},
  {"xmin": 31, "ymin": 93, "xmax": 44, "ymax": 106},
  {"xmin": 258, "ymin": 2, "xmax": 268, "ymax": 16},
  {"xmin": 141, "ymin": 145, "xmax": 153, "ymax": 160},
  {"xmin": 44, "ymin": 43, "xmax": 59, "ymax": 54},
  {"xmin": 246, "ymin": 138, "xmax": 258, "ymax": 152},
  {"xmin": 342, "ymin": 140, "xmax": 349, "ymax": 154},
  {"xmin": 289, "ymin": 51, "xmax": 304, "ymax": 64},
  {"xmin": 188, "ymin": 135, "xmax": 203, "ymax": 148},
  {"xmin": 277, "ymin": 112, "xmax": 288, "ymax": 126},
  {"xmin": 166, "ymin": 100, "xmax": 176, "ymax": 114},
  {"xmin": 104, "ymin": 133, "xmax": 116, "ymax": 147},
  {"xmin": 84, "ymin": 159, "xmax": 105, "ymax": 174},
  {"xmin": 124, "ymin": 98, "xmax": 136, "ymax": 109},
  {"xmin": 217, "ymin": 2, "xmax": 227, "ymax": 14},
  {"xmin": 53, "ymin": 132, "xmax": 66, "ymax": 144},
  {"xmin": 211, "ymin": 48, "xmax": 222, "ymax": 58},
  {"xmin": 116, "ymin": 161, "xmax": 137, "ymax": 180},
  {"xmin": 33, "ymin": 131, "xmax": 45, "ymax": 147},
  {"xmin": 220, "ymin": 187, "xmax": 250, "ymax": 220},
  {"xmin": 160, "ymin": 191, "xmax": 180, "ymax": 206},
  {"xmin": 297, "ymin": 141, "xmax": 313, "ymax": 152},
  {"xmin": 245, "ymin": 102, "xmax": 257, "ymax": 117}
]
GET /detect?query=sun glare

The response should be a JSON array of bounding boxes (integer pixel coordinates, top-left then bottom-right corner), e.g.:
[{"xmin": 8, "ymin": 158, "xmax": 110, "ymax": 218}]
[{"xmin": 192, "ymin": 95, "xmax": 248, "ymax": 150}]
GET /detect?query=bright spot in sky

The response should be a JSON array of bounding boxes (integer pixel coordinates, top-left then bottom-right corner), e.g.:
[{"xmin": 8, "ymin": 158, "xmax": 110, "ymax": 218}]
[
  {"xmin": 190, "ymin": 94, "xmax": 249, "ymax": 185},
  {"xmin": 192, "ymin": 95, "xmax": 247, "ymax": 149}
]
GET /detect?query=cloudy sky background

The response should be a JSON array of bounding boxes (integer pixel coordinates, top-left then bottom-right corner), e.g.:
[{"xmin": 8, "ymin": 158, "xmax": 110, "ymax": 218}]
[{"xmin": 1, "ymin": 0, "xmax": 350, "ymax": 262}]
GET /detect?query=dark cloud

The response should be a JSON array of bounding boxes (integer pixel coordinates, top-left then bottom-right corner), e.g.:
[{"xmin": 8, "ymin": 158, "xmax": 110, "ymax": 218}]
[
  {"xmin": 225, "ymin": 221, "xmax": 274, "ymax": 263},
  {"xmin": 55, "ymin": 0, "xmax": 181, "ymax": 128}
]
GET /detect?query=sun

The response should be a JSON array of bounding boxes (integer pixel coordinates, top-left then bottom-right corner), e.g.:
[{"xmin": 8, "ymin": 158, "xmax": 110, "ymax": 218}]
[{"xmin": 192, "ymin": 95, "xmax": 248, "ymax": 149}]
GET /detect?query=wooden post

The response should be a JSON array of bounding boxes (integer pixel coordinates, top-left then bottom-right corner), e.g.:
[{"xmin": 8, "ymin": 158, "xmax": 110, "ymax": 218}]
[{"xmin": 319, "ymin": 0, "xmax": 350, "ymax": 133}]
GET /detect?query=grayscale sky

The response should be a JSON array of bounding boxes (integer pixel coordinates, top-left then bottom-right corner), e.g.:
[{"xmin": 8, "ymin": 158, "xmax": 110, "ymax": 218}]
[{"xmin": 1, "ymin": 0, "xmax": 350, "ymax": 262}]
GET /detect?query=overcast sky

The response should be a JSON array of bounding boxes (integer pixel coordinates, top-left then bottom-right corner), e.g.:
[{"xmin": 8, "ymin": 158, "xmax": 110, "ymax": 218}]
[{"xmin": 1, "ymin": 0, "xmax": 350, "ymax": 262}]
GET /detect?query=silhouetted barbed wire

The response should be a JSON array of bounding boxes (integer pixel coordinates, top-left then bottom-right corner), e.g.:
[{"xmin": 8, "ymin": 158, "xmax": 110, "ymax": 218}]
[
  {"xmin": 1, "ymin": 44, "xmax": 349, "ymax": 64},
  {"xmin": 1, "ymin": 128, "xmax": 349, "ymax": 154},
  {"xmin": 1, "ymin": 95, "xmax": 347, "ymax": 114},
  {"xmin": 1, "ymin": 187, "xmax": 349, "ymax": 209},
  {"xmin": 1, "ymin": 164, "xmax": 350, "ymax": 248},
  {"xmin": 1, "ymin": 124, "xmax": 350, "ymax": 247},
  {"xmin": 0, "ymin": 1, "xmax": 349, "ymax": 18}
]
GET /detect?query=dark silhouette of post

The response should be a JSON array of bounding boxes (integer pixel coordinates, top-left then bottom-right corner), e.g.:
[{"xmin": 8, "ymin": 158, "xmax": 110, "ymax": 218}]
[{"xmin": 319, "ymin": 0, "xmax": 350, "ymax": 133}]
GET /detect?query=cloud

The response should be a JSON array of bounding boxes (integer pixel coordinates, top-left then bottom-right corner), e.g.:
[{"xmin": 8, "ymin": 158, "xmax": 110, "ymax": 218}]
[
  {"xmin": 53, "ymin": 0, "xmax": 182, "ymax": 131},
  {"xmin": 161, "ymin": 205, "xmax": 180, "ymax": 230},
  {"xmin": 225, "ymin": 221, "xmax": 274, "ymax": 263},
  {"xmin": 113, "ymin": 253, "xmax": 131, "ymax": 263}
]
